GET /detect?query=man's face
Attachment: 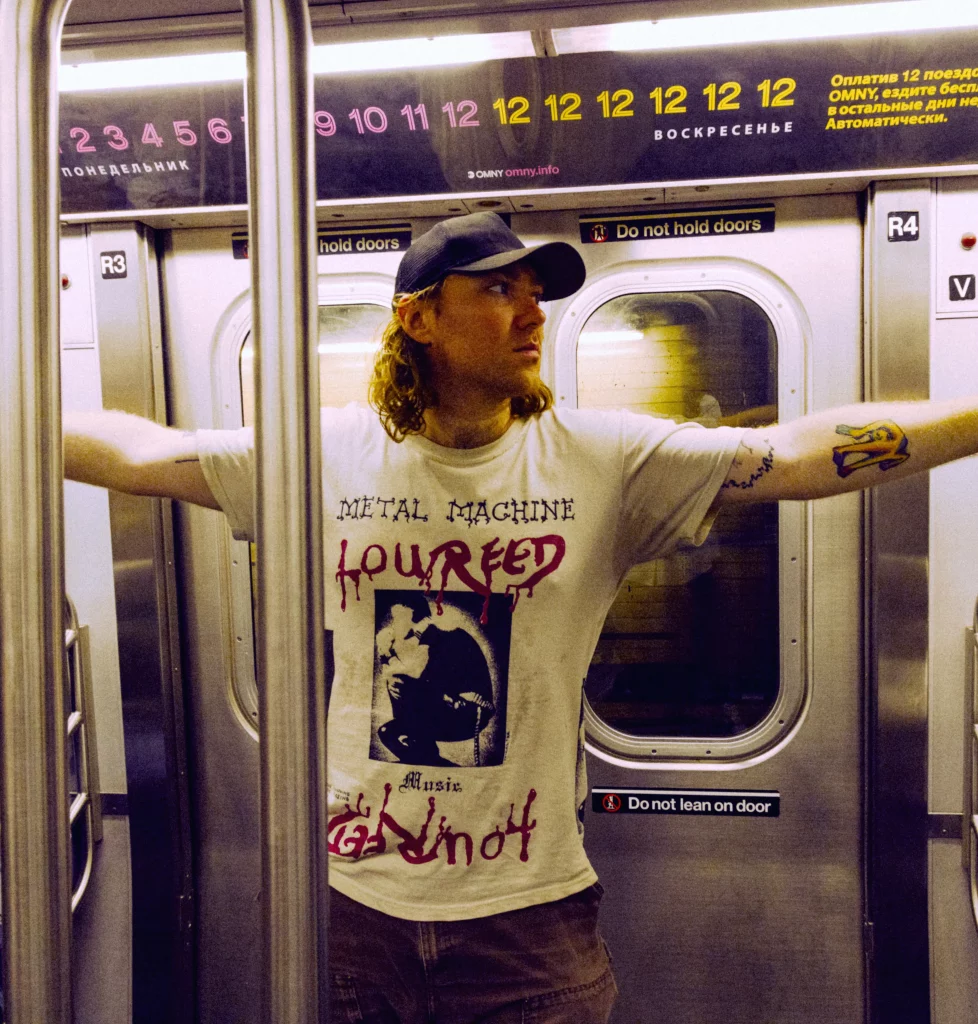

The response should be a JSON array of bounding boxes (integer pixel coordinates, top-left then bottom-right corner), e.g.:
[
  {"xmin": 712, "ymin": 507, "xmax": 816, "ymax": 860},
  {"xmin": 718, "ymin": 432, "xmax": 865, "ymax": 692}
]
[
  {"xmin": 409, "ymin": 262, "xmax": 547, "ymax": 403},
  {"xmin": 377, "ymin": 604, "xmax": 431, "ymax": 701}
]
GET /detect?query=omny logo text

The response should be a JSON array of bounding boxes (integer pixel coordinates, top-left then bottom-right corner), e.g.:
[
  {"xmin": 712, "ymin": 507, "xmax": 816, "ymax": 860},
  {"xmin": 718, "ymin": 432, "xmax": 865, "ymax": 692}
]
[{"xmin": 591, "ymin": 788, "xmax": 780, "ymax": 818}]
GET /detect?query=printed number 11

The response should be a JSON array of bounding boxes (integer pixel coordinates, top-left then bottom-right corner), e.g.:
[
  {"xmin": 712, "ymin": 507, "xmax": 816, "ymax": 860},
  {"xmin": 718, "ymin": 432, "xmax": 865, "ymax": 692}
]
[{"xmin": 400, "ymin": 103, "xmax": 429, "ymax": 131}]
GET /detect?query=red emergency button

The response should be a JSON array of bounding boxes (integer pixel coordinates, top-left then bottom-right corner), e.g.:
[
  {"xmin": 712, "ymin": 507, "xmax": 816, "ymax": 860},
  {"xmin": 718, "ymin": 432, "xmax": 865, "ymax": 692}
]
[{"xmin": 962, "ymin": 233, "xmax": 977, "ymax": 251}]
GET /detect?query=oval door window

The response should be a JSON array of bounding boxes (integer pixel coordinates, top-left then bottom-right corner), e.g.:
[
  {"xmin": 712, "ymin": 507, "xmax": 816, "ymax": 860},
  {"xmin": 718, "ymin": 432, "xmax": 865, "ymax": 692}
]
[
  {"xmin": 577, "ymin": 290, "xmax": 779, "ymax": 739},
  {"xmin": 239, "ymin": 302, "xmax": 389, "ymax": 424},
  {"xmin": 238, "ymin": 301, "xmax": 390, "ymax": 689}
]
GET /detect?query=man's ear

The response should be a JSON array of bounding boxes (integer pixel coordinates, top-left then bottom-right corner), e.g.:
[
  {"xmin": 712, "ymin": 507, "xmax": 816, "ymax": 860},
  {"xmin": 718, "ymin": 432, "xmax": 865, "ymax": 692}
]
[{"xmin": 397, "ymin": 299, "xmax": 435, "ymax": 345}]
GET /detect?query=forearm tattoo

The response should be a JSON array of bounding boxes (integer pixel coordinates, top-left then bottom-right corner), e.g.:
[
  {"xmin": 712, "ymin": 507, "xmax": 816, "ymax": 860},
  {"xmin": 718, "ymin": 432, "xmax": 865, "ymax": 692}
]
[
  {"xmin": 832, "ymin": 420, "xmax": 909, "ymax": 478},
  {"xmin": 721, "ymin": 438, "xmax": 775, "ymax": 490}
]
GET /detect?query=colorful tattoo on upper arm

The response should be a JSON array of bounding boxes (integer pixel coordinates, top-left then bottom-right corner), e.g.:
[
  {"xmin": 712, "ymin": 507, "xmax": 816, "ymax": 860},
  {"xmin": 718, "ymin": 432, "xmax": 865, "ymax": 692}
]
[
  {"xmin": 720, "ymin": 438, "xmax": 775, "ymax": 490},
  {"xmin": 832, "ymin": 421, "xmax": 909, "ymax": 478}
]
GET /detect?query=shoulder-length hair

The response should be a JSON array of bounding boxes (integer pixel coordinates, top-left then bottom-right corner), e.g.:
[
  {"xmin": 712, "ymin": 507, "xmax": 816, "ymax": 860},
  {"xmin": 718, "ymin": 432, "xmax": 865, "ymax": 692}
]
[{"xmin": 368, "ymin": 280, "xmax": 554, "ymax": 442}]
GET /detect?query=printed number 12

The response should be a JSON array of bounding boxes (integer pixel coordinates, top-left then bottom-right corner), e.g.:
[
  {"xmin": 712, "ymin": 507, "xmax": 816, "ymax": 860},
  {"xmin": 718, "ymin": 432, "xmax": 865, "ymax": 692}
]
[
  {"xmin": 441, "ymin": 101, "xmax": 480, "ymax": 128},
  {"xmin": 493, "ymin": 97, "xmax": 531, "ymax": 125}
]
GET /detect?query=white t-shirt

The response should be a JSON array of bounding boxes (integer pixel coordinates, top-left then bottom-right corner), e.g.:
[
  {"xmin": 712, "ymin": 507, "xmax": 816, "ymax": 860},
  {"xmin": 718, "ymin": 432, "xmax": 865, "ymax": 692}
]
[{"xmin": 198, "ymin": 406, "xmax": 743, "ymax": 921}]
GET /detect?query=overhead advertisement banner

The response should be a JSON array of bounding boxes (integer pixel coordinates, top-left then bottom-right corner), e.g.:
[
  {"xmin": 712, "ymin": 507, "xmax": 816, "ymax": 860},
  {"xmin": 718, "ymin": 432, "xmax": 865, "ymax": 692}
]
[{"xmin": 59, "ymin": 28, "xmax": 978, "ymax": 215}]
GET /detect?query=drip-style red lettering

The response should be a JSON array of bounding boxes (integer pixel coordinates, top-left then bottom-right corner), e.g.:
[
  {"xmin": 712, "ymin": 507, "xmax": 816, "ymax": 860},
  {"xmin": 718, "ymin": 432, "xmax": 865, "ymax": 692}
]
[
  {"xmin": 335, "ymin": 539, "xmax": 361, "ymax": 611},
  {"xmin": 394, "ymin": 542, "xmax": 425, "ymax": 582},
  {"xmin": 505, "ymin": 535, "xmax": 566, "ymax": 609},
  {"xmin": 505, "ymin": 788, "xmax": 538, "ymax": 862},
  {"xmin": 328, "ymin": 787, "xmax": 538, "ymax": 867}
]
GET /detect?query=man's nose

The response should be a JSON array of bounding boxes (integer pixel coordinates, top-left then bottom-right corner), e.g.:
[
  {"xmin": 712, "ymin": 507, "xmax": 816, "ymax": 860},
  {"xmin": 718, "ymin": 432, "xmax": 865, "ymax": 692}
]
[{"xmin": 519, "ymin": 296, "xmax": 546, "ymax": 327}]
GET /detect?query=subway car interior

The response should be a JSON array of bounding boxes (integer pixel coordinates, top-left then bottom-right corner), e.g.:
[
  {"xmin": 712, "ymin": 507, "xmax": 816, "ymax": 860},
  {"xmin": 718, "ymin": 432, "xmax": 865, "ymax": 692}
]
[{"xmin": 1, "ymin": 0, "xmax": 977, "ymax": 1020}]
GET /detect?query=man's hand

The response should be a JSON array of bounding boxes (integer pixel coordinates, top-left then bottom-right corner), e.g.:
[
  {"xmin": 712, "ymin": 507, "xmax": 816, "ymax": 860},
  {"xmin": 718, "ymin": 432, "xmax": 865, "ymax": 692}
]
[
  {"xmin": 715, "ymin": 397, "xmax": 978, "ymax": 505},
  {"xmin": 64, "ymin": 410, "xmax": 219, "ymax": 509}
]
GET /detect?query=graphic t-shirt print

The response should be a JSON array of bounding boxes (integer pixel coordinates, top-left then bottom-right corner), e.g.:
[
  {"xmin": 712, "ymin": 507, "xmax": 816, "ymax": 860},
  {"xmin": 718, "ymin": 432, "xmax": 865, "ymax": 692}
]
[{"xmin": 371, "ymin": 589, "xmax": 511, "ymax": 768}]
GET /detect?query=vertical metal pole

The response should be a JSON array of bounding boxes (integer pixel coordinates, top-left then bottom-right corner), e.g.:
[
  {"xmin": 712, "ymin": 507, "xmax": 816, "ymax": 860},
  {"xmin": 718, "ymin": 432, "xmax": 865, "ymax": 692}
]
[
  {"xmin": 241, "ymin": 1, "xmax": 327, "ymax": 1022},
  {"xmin": 0, "ymin": 1, "xmax": 73, "ymax": 1022}
]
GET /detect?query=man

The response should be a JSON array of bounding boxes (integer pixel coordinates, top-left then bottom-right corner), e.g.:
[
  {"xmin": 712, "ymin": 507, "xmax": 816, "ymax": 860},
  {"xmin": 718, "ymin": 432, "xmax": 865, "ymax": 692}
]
[{"xmin": 64, "ymin": 212, "xmax": 978, "ymax": 1023}]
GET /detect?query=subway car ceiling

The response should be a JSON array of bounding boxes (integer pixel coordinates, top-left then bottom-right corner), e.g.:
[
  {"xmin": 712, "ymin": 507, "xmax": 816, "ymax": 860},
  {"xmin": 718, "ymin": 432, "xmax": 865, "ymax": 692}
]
[
  {"xmin": 63, "ymin": 0, "xmax": 907, "ymax": 36},
  {"xmin": 60, "ymin": 0, "xmax": 929, "ymax": 73}
]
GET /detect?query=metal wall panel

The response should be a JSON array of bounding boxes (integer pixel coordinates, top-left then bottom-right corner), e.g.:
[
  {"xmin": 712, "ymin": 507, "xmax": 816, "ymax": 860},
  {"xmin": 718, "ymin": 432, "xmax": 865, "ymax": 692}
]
[
  {"xmin": 89, "ymin": 222, "xmax": 194, "ymax": 1024},
  {"xmin": 865, "ymin": 180, "xmax": 933, "ymax": 1023},
  {"xmin": 61, "ymin": 225, "xmax": 133, "ymax": 1024}
]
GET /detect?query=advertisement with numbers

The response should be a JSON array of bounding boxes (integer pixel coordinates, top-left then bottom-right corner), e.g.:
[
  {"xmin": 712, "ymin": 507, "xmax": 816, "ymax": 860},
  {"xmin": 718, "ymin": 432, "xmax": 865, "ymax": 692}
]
[{"xmin": 59, "ymin": 29, "xmax": 978, "ymax": 214}]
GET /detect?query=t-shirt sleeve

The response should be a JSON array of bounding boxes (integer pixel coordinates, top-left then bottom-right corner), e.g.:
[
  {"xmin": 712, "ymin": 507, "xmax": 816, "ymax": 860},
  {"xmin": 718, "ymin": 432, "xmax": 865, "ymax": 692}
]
[
  {"xmin": 618, "ymin": 412, "xmax": 746, "ymax": 566},
  {"xmin": 196, "ymin": 426, "xmax": 256, "ymax": 542}
]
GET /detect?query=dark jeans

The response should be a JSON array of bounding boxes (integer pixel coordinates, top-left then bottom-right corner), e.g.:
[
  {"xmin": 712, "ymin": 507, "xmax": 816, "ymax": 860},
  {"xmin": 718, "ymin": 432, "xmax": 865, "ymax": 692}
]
[{"xmin": 329, "ymin": 883, "xmax": 617, "ymax": 1023}]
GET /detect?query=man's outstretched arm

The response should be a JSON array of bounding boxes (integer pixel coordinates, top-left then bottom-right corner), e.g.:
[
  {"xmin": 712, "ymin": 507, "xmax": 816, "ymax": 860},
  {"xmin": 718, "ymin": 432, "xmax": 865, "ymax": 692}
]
[
  {"xmin": 716, "ymin": 397, "xmax": 978, "ymax": 505},
  {"xmin": 64, "ymin": 410, "xmax": 220, "ymax": 510}
]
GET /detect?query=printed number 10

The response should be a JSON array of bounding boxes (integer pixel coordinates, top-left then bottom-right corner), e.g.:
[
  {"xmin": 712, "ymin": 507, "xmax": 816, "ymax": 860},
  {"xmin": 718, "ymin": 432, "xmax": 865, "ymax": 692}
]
[{"xmin": 349, "ymin": 107, "xmax": 388, "ymax": 134}]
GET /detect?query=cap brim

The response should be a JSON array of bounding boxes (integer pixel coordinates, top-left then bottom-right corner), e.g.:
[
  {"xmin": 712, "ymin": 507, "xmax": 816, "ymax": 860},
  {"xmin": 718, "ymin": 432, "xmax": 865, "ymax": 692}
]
[{"xmin": 452, "ymin": 240, "xmax": 586, "ymax": 301}]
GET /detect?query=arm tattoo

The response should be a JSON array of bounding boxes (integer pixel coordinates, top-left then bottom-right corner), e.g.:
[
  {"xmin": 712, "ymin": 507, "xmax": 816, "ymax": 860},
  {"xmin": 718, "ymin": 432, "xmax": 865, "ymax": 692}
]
[
  {"xmin": 832, "ymin": 420, "xmax": 909, "ymax": 479},
  {"xmin": 720, "ymin": 439, "xmax": 775, "ymax": 490}
]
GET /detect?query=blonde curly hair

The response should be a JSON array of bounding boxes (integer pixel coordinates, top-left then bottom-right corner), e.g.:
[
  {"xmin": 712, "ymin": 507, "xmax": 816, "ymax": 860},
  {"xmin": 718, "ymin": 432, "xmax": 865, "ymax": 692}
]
[{"xmin": 369, "ymin": 280, "xmax": 553, "ymax": 442}]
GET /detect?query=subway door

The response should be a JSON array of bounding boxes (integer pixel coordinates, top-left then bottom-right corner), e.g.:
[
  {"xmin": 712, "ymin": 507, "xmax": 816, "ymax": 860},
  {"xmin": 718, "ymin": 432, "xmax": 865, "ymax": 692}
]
[
  {"xmin": 162, "ymin": 222, "xmax": 405, "ymax": 1023},
  {"xmin": 547, "ymin": 196, "xmax": 865, "ymax": 1024}
]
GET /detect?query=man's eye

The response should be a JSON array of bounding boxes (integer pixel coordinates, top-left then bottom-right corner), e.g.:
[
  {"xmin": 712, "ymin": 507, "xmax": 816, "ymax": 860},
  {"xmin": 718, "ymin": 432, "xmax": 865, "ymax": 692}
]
[{"xmin": 488, "ymin": 282, "xmax": 508, "ymax": 294}]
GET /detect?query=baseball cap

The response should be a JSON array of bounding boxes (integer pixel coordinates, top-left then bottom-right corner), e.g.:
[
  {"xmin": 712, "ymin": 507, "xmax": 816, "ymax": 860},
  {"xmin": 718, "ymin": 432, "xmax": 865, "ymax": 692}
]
[{"xmin": 395, "ymin": 212, "xmax": 586, "ymax": 301}]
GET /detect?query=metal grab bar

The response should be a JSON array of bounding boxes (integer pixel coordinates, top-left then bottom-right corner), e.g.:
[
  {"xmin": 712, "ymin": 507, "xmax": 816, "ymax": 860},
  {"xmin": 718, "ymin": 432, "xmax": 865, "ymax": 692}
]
[
  {"xmin": 0, "ymin": 1, "xmax": 73, "ymax": 1022},
  {"xmin": 65, "ymin": 598, "xmax": 102, "ymax": 912},
  {"xmin": 241, "ymin": 1, "xmax": 328, "ymax": 1021}
]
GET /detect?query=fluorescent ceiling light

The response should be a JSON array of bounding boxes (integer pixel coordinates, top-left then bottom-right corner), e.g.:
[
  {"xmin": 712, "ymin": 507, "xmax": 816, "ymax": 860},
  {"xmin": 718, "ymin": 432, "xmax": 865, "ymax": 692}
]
[
  {"xmin": 242, "ymin": 342, "xmax": 380, "ymax": 359},
  {"xmin": 578, "ymin": 330, "xmax": 645, "ymax": 345},
  {"xmin": 316, "ymin": 341, "xmax": 381, "ymax": 355},
  {"xmin": 312, "ymin": 33, "xmax": 535, "ymax": 74},
  {"xmin": 60, "ymin": 31, "xmax": 534, "ymax": 92},
  {"xmin": 60, "ymin": 51, "xmax": 246, "ymax": 91},
  {"xmin": 552, "ymin": 0, "xmax": 978, "ymax": 54}
]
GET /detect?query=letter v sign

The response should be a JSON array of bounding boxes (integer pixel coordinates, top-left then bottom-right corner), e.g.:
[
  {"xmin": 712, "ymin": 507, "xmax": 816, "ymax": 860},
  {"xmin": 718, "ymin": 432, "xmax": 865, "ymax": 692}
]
[{"xmin": 949, "ymin": 274, "xmax": 976, "ymax": 301}]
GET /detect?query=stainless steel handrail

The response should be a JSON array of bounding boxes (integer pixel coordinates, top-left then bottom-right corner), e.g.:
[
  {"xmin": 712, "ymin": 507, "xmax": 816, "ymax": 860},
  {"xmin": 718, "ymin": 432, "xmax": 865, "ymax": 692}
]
[
  {"xmin": 0, "ymin": 1, "xmax": 73, "ymax": 1021},
  {"xmin": 242, "ymin": 1, "xmax": 327, "ymax": 1021},
  {"xmin": 65, "ymin": 600, "xmax": 101, "ymax": 910}
]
